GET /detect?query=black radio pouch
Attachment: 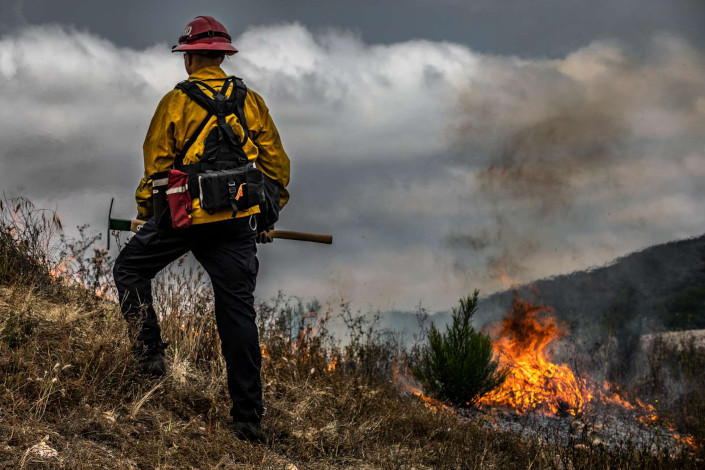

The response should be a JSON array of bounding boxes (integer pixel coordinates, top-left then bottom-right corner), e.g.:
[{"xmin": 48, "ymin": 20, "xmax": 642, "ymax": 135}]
[
  {"xmin": 258, "ymin": 173, "xmax": 281, "ymax": 230},
  {"xmin": 197, "ymin": 164, "xmax": 265, "ymax": 214},
  {"xmin": 151, "ymin": 170, "xmax": 171, "ymax": 228}
]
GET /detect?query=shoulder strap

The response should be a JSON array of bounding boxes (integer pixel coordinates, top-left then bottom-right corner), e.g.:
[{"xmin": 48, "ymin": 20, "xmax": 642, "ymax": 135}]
[
  {"xmin": 233, "ymin": 78, "xmax": 250, "ymax": 146},
  {"xmin": 172, "ymin": 78, "xmax": 250, "ymax": 168},
  {"xmin": 174, "ymin": 80, "xmax": 225, "ymax": 168},
  {"xmin": 176, "ymin": 80, "xmax": 220, "ymax": 114},
  {"xmin": 173, "ymin": 115, "xmax": 211, "ymax": 169},
  {"xmin": 173, "ymin": 81, "xmax": 212, "ymax": 169}
]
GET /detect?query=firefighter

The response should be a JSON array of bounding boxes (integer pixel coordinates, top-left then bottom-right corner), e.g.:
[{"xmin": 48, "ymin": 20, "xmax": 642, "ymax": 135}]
[{"xmin": 113, "ymin": 15, "xmax": 290, "ymax": 442}]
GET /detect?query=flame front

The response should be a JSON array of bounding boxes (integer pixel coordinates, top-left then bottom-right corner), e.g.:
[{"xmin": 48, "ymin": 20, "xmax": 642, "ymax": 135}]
[
  {"xmin": 476, "ymin": 295, "xmax": 663, "ymax": 426},
  {"xmin": 478, "ymin": 295, "xmax": 592, "ymax": 416},
  {"xmin": 392, "ymin": 292, "xmax": 698, "ymax": 450}
]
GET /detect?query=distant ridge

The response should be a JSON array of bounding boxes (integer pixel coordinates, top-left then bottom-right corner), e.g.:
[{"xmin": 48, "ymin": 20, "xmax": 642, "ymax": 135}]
[{"xmin": 477, "ymin": 234, "xmax": 705, "ymax": 336}]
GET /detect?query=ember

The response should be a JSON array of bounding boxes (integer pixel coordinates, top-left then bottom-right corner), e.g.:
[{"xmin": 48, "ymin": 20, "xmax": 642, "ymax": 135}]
[{"xmin": 392, "ymin": 361, "xmax": 455, "ymax": 414}]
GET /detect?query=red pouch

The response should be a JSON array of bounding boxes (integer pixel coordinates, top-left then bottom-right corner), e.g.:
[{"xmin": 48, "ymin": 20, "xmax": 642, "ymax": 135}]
[{"xmin": 166, "ymin": 169, "xmax": 192, "ymax": 229}]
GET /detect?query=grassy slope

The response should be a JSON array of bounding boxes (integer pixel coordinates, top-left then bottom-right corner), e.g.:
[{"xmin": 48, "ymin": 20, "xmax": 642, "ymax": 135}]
[
  {"xmin": 0, "ymin": 210, "xmax": 701, "ymax": 469},
  {"xmin": 3, "ymin": 288, "xmax": 703, "ymax": 469},
  {"xmin": 0, "ymin": 284, "xmax": 525, "ymax": 469}
]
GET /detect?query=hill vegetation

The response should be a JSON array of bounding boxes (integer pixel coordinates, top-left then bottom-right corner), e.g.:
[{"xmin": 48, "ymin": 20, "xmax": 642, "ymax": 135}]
[
  {"xmin": 0, "ymin": 198, "xmax": 702, "ymax": 468},
  {"xmin": 478, "ymin": 235, "xmax": 705, "ymax": 336}
]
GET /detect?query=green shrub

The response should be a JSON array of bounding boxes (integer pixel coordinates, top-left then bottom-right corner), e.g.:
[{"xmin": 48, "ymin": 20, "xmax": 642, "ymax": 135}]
[{"xmin": 413, "ymin": 290, "xmax": 507, "ymax": 406}]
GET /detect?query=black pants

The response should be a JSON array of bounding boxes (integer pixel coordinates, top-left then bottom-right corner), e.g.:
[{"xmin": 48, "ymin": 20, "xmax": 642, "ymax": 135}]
[{"xmin": 113, "ymin": 216, "xmax": 262, "ymax": 423}]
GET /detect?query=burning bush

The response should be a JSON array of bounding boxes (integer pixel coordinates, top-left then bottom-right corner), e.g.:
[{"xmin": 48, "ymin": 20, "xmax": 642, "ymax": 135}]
[
  {"xmin": 413, "ymin": 290, "xmax": 508, "ymax": 406},
  {"xmin": 477, "ymin": 294, "xmax": 594, "ymax": 417},
  {"xmin": 0, "ymin": 196, "xmax": 115, "ymax": 300}
]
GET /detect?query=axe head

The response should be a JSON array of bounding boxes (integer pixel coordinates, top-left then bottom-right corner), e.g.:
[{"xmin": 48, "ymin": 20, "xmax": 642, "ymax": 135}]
[
  {"xmin": 107, "ymin": 197, "xmax": 134, "ymax": 249},
  {"xmin": 108, "ymin": 218, "xmax": 133, "ymax": 231},
  {"xmin": 107, "ymin": 197, "xmax": 113, "ymax": 250}
]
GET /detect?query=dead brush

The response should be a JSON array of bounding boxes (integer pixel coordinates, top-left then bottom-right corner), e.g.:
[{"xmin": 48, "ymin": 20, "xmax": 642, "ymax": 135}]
[
  {"xmin": 0, "ymin": 197, "xmax": 61, "ymax": 293},
  {"xmin": 152, "ymin": 260, "xmax": 223, "ymax": 376},
  {"xmin": 0, "ymin": 198, "xmax": 703, "ymax": 468},
  {"xmin": 636, "ymin": 335, "xmax": 705, "ymax": 450}
]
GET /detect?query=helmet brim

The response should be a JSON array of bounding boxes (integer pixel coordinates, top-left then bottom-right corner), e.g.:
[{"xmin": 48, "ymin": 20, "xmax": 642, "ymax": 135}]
[{"xmin": 172, "ymin": 42, "xmax": 238, "ymax": 55}]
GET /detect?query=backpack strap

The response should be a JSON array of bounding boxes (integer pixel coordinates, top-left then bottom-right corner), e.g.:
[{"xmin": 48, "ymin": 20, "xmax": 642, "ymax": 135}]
[
  {"xmin": 172, "ymin": 78, "xmax": 250, "ymax": 168},
  {"xmin": 233, "ymin": 78, "xmax": 250, "ymax": 147},
  {"xmin": 173, "ymin": 80, "xmax": 214, "ymax": 169},
  {"xmin": 176, "ymin": 80, "xmax": 220, "ymax": 113},
  {"xmin": 210, "ymin": 78, "xmax": 245, "ymax": 163}
]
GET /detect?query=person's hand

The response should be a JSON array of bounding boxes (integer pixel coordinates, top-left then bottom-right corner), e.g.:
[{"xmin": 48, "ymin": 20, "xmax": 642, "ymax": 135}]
[{"xmin": 256, "ymin": 226, "xmax": 274, "ymax": 244}]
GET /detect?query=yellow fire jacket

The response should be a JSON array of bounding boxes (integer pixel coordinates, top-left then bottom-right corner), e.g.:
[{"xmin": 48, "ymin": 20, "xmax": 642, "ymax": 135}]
[{"xmin": 136, "ymin": 66, "xmax": 290, "ymax": 225}]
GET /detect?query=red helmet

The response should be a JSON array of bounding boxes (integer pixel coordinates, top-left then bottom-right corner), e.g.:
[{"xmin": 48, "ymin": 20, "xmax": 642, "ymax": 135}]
[{"xmin": 172, "ymin": 16, "xmax": 238, "ymax": 55}]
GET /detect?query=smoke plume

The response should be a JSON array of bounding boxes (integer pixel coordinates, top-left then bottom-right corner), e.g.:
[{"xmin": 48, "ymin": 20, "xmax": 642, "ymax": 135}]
[{"xmin": 447, "ymin": 36, "xmax": 705, "ymax": 286}]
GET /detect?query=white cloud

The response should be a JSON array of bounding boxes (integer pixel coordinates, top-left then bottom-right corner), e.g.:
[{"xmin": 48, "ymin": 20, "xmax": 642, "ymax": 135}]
[
  {"xmin": 233, "ymin": 23, "xmax": 478, "ymax": 161},
  {"xmin": 0, "ymin": 24, "xmax": 703, "ymax": 313}
]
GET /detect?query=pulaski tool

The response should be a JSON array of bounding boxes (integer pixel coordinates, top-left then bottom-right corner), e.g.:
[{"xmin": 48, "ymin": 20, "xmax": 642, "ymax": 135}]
[{"xmin": 107, "ymin": 198, "xmax": 333, "ymax": 249}]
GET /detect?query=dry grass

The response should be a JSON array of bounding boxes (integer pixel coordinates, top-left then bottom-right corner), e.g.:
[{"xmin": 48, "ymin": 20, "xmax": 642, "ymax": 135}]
[
  {"xmin": 637, "ymin": 334, "xmax": 705, "ymax": 447},
  {"xmin": 0, "ymin": 198, "xmax": 702, "ymax": 469},
  {"xmin": 0, "ymin": 283, "xmax": 516, "ymax": 469}
]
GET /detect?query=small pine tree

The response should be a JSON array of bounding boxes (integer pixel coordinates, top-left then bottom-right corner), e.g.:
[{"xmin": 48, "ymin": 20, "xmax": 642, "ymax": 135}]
[{"xmin": 413, "ymin": 290, "xmax": 507, "ymax": 406}]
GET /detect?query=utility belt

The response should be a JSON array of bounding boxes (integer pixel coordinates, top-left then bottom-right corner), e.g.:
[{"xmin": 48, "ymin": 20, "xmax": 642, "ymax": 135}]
[{"xmin": 151, "ymin": 161, "xmax": 265, "ymax": 229}]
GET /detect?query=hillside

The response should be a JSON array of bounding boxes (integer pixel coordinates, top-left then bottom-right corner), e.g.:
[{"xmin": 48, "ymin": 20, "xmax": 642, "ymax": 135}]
[
  {"xmin": 378, "ymin": 235, "xmax": 705, "ymax": 346},
  {"xmin": 0, "ymin": 200, "xmax": 701, "ymax": 468},
  {"xmin": 0, "ymin": 285, "xmax": 474, "ymax": 469},
  {"xmin": 477, "ymin": 234, "xmax": 705, "ymax": 336}
]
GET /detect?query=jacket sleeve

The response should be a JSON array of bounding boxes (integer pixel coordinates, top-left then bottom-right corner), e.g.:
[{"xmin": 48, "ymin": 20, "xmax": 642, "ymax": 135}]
[
  {"xmin": 135, "ymin": 177, "xmax": 153, "ymax": 220},
  {"xmin": 247, "ymin": 92, "xmax": 291, "ymax": 209},
  {"xmin": 136, "ymin": 91, "xmax": 179, "ymax": 219}
]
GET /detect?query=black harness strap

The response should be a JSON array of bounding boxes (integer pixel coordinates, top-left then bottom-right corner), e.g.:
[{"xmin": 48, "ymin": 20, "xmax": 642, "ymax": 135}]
[
  {"xmin": 177, "ymin": 79, "xmax": 226, "ymax": 114},
  {"xmin": 212, "ymin": 79, "xmax": 231, "ymax": 100},
  {"xmin": 174, "ymin": 80, "xmax": 214, "ymax": 168},
  {"xmin": 174, "ymin": 113, "xmax": 212, "ymax": 169},
  {"xmin": 233, "ymin": 78, "xmax": 250, "ymax": 144},
  {"xmin": 173, "ymin": 77, "xmax": 250, "ymax": 168}
]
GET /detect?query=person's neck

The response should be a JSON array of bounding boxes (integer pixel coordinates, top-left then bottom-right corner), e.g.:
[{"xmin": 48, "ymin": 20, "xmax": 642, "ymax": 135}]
[{"xmin": 187, "ymin": 63, "xmax": 221, "ymax": 75}]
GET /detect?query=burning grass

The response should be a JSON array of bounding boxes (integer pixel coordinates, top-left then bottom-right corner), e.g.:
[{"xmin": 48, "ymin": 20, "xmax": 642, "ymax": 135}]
[
  {"xmin": 0, "ymin": 197, "xmax": 703, "ymax": 468},
  {"xmin": 473, "ymin": 293, "xmax": 702, "ymax": 453}
]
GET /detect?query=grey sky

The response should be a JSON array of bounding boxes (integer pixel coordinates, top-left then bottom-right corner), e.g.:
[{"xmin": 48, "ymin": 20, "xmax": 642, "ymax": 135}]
[
  {"xmin": 0, "ymin": 1, "xmax": 704, "ymax": 317},
  {"xmin": 6, "ymin": 0, "xmax": 705, "ymax": 57}
]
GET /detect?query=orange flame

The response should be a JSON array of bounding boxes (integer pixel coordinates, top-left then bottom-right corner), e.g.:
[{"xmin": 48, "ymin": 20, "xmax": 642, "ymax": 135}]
[
  {"xmin": 474, "ymin": 294, "xmax": 699, "ymax": 450},
  {"xmin": 496, "ymin": 265, "xmax": 516, "ymax": 290},
  {"xmin": 46, "ymin": 255, "xmax": 116, "ymax": 300},
  {"xmin": 391, "ymin": 360, "xmax": 455, "ymax": 414},
  {"xmin": 477, "ymin": 295, "xmax": 592, "ymax": 416},
  {"xmin": 48, "ymin": 258, "xmax": 73, "ymax": 281}
]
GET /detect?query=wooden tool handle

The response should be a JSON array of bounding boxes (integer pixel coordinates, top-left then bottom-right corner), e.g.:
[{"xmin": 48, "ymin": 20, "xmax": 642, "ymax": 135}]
[
  {"xmin": 132, "ymin": 219, "xmax": 147, "ymax": 232},
  {"xmin": 129, "ymin": 221, "xmax": 332, "ymax": 245},
  {"xmin": 269, "ymin": 230, "xmax": 333, "ymax": 244}
]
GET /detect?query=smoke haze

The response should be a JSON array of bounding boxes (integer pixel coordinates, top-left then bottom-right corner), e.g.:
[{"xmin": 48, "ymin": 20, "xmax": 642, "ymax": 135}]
[{"xmin": 0, "ymin": 24, "xmax": 703, "ymax": 312}]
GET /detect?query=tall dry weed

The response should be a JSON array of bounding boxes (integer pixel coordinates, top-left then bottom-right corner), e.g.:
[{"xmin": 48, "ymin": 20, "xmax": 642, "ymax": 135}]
[{"xmin": 0, "ymin": 198, "xmax": 701, "ymax": 468}]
